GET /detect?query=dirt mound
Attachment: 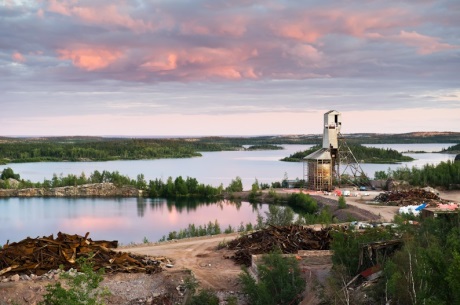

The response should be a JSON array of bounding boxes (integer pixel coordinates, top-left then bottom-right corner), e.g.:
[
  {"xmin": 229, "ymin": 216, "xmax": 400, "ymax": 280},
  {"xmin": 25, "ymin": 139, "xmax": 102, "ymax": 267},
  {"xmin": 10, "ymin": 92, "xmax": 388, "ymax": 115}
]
[
  {"xmin": 373, "ymin": 189, "xmax": 444, "ymax": 206},
  {"xmin": 225, "ymin": 225, "xmax": 332, "ymax": 266}
]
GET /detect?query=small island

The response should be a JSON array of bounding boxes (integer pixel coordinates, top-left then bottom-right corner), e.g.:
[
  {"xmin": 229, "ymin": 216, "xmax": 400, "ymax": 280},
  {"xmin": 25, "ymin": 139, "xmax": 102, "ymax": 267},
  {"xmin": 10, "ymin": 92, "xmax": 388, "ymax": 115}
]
[
  {"xmin": 280, "ymin": 144, "xmax": 415, "ymax": 163},
  {"xmin": 246, "ymin": 145, "xmax": 283, "ymax": 151}
]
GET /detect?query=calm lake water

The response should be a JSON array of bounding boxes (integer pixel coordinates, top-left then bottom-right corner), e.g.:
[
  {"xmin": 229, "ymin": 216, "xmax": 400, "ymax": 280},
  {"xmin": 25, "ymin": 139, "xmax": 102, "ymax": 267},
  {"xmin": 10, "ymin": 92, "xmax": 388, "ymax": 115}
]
[
  {"xmin": 0, "ymin": 197, "xmax": 265, "ymax": 245},
  {"xmin": 0, "ymin": 143, "xmax": 457, "ymax": 245}
]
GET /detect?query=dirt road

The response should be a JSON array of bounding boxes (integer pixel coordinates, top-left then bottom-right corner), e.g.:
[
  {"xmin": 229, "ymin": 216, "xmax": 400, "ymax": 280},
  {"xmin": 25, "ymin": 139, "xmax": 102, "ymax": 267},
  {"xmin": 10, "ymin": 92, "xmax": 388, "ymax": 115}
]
[
  {"xmin": 333, "ymin": 191, "xmax": 399, "ymax": 222},
  {"xmin": 123, "ymin": 233, "xmax": 243, "ymax": 290},
  {"xmin": 338, "ymin": 190, "xmax": 460, "ymax": 222}
]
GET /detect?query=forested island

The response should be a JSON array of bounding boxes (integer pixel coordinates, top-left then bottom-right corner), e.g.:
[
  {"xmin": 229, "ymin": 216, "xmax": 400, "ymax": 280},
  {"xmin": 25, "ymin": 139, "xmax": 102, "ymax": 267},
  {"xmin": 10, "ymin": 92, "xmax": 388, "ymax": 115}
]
[{"xmin": 280, "ymin": 144, "xmax": 415, "ymax": 163}]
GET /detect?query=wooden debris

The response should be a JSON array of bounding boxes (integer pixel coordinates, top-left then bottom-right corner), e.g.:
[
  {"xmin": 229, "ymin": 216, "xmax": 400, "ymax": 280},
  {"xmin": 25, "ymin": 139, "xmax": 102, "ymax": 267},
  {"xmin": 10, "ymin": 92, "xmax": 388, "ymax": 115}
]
[
  {"xmin": 225, "ymin": 225, "xmax": 332, "ymax": 266},
  {"xmin": 373, "ymin": 189, "xmax": 443, "ymax": 206},
  {"xmin": 0, "ymin": 232, "xmax": 165, "ymax": 277}
]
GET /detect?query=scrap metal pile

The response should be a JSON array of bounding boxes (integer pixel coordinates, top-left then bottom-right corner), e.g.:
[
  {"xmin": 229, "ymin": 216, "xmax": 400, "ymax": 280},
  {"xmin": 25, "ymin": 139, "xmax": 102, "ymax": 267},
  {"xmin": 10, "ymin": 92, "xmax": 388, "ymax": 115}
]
[
  {"xmin": 0, "ymin": 232, "xmax": 165, "ymax": 277},
  {"xmin": 373, "ymin": 189, "xmax": 444, "ymax": 206},
  {"xmin": 226, "ymin": 225, "xmax": 332, "ymax": 266}
]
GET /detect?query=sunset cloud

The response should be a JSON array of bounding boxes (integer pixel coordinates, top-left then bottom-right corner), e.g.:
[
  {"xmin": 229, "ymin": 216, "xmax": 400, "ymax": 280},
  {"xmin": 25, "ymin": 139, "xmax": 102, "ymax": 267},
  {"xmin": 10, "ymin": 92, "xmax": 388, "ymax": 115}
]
[
  {"xmin": 0, "ymin": 0, "xmax": 459, "ymax": 135},
  {"xmin": 46, "ymin": 0, "xmax": 154, "ymax": 33},
  {"xmin": 57, "ymin": 48, "xmax": 122, "ymax": 71},
  {"xmin": 396, "ymin": 30, "xmax": 459, "ymax": 55},
  {"xmin": 12, "ymin": 51, "xmax": 26, "ymax": 63}
]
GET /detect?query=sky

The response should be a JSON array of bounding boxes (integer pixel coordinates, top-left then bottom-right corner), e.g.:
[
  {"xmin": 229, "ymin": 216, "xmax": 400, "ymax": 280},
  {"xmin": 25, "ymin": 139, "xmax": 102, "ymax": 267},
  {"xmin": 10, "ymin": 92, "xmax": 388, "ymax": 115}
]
[{"xmin": 1, "ymin": 0, "xmax": 459, "ymax": 136}]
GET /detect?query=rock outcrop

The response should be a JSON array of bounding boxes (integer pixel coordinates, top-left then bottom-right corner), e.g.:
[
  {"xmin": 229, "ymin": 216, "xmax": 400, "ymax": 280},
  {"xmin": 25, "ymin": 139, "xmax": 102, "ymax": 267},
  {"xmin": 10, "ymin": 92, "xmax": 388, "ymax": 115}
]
[{"xmin": 0, "ymin": 183, "xmax": 142, "ymax": 197}]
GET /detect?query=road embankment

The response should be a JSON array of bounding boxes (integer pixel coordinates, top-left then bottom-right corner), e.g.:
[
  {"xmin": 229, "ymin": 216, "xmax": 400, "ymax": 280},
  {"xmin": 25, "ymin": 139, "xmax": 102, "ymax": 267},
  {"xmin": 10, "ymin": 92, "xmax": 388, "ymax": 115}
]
[{"xmin": 0, "ymin": 183, "xmax": 142, "ymax": 197}]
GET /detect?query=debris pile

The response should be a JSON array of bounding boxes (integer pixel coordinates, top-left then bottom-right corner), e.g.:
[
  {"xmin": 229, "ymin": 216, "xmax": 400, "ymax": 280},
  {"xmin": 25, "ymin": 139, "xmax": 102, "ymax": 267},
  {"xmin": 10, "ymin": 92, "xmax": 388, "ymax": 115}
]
[
  {"xmin": 225, "ymin": 225, "xmax": 332, "ymax": 266},
  {"xmin": 0, "ymin": 232, "xmax": 165, "ymax": 277},
  {"xmin": 373, "ymin": 189, "xmax": 442, "ymax": 206}
]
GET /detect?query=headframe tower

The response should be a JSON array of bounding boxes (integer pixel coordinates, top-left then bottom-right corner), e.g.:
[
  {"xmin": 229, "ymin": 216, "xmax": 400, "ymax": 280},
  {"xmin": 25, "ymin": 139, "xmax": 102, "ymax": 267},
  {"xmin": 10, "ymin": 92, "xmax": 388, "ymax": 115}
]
[{"xmin": 303, "ymin": 110, "xmax": 367, "ymax": 191}]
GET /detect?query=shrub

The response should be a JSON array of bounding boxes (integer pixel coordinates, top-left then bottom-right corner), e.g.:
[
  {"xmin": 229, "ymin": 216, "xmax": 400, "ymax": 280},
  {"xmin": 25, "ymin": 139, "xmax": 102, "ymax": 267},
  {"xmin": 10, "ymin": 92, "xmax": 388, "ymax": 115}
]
[
  {"xmin": 39, "ymin": 256, "xmax": 108, "ymax": 305},
  {"xmin": 240, "ymin": 249, "xmax": 305, "ymax": 305},
  {"xmin": 287, "ymin": 193, "xmax": 318, "ymax": 214},
  {"xmin": 264, "ymin": 205, "xmax": 294, "ymax": 226},
  {"xmin": 226, "ymin": 176, "xmax": 243, "ymax": 192},
  {"xmin": 0, "ymin": 167, "xmax": 20, "ymax": 180},
  {"xmin": 338, "ymin": 195, "xmax": 347, "ymax": 209},
  {"xmin": 187, "ymin": 289, "xmax": 219, "ymax": 305}
]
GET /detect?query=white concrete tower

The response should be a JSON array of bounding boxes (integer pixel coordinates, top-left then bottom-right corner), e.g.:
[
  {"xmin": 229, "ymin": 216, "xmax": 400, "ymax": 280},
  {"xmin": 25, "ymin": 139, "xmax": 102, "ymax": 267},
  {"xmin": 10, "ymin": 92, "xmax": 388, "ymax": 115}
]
[{"xmin": 322, "ymin": 110, "xmax": 341, "ymax": 149}]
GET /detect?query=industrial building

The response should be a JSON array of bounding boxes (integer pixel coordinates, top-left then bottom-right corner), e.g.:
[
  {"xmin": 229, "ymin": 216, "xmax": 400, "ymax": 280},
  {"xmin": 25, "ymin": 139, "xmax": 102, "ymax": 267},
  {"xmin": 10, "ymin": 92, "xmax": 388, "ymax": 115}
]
[{"xmin": 303, "ymin": 110, "xmax": 365, "ymax": 191}]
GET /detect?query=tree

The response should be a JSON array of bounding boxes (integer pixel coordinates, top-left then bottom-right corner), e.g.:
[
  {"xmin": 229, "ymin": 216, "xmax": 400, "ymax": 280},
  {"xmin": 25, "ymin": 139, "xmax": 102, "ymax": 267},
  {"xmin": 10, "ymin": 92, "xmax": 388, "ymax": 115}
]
[
  {"xmin": 136, "ymin": 174, "xmax": 147, "ymax": 190},
  {"xmin": 338, "ymin": 196, "xmax": 347, "ymax": 209},
  {"xmin": 0, "ymin": 167, "xmax": 20, "ymax": 180},
  {"xmin": 287, "ymin": 193, "xmax": 318, "ymax": 214},
  {"xmin": 240, "ymin": 249, "xmax": 305, "ymax": 305},
  {"xmin": 226, "ymin": 176, "xmax": 243, "ymax": 192},
  {"xmin": 264, "ymin": 205, "xmax": 295, "ymax": 226},
  {"xmin": 249, "ymin": 178, "xmax": 261, "ymax": 202},
  {"xmin": 174, "ymin": 176, "xmax": 188, "ymax": 196}
]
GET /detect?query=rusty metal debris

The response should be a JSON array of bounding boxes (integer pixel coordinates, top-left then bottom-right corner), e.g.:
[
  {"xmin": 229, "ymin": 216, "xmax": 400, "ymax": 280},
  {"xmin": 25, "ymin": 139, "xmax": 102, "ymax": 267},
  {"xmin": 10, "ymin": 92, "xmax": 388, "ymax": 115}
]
[
  {"xmin": 0, "ymin": 232, "xmax": 165, "ymax": 277},
  {"xmin": 225, "ymin": 225, "xmax": 332, "ymax": 266},
  {"xmin": 373, "ymin": 189, "xmax": 444, "ymax": 206}
]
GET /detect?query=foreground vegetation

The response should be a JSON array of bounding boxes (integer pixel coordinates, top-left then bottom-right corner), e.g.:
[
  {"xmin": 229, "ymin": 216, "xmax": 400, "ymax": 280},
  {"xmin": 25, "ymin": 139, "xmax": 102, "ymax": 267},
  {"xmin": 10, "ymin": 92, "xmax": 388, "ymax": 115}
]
[
  {"xmin": 240, "ymin": 249, "xmax": 305, "ymax": 305},
  {"xmin": 40, "ymin": 256, "xmax": 107, "ymax": 305},
  {"xmin": 327, "ymin": 213, "xmax": 460, "ymax": 305}
]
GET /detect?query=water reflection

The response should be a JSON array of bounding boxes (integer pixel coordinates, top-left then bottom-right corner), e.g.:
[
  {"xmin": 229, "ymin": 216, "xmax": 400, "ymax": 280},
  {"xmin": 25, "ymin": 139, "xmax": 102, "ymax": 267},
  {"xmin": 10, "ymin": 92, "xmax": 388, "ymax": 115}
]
[{"xmin": 0, "ymin": 197, "xmax": 269, "ymax": 245}]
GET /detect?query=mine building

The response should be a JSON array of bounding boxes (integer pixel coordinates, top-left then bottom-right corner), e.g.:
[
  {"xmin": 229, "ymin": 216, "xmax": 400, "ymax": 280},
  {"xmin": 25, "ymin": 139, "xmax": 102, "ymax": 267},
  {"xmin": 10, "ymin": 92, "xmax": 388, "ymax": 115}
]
[{"xmin": 303, "ymin": 110, "xmax": 341, "ymax": 191}]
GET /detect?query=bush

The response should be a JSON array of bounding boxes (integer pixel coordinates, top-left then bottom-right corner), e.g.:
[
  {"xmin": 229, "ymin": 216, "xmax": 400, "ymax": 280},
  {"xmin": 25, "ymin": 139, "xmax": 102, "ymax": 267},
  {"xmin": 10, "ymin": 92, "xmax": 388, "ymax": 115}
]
[
  {"xmin": 240, "ymin": 249, "xmax": 305, "ymax": 305},
  {"xmin": 287, "ymin": 193, "xmax": 318, "ymax": 214},
  {"xmin": 226, "ymin": 176, "xmax": 243, "ymax": 192},
  {"xmin": 264, "ymin": 205, "xmax": 294, "ymax": 226},
  {"xmin": 187, "ymin": 289, "xmax": 219, "ymax": 305},
  {"xmin": 338, "ymin": 196, "xmax": 347, "ymax": 209},
  {"xmin": 0, "ymin": 167, "xmax": 20, "ymax": 180},
  {"xmin": 39, "ymin": 256, "xmax": 108, "ymax": 305}
]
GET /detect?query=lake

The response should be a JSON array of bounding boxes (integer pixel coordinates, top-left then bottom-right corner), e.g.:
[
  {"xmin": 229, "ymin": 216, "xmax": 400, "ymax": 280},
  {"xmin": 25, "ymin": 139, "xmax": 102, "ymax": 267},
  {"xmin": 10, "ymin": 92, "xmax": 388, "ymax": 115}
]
[
  {"xmin": 0, "ymin": 143, "xmax": 457, "ymax": 245},
  {"xmin": 0, "ymin": 197, "xmax": 265, "ymax": 245}
]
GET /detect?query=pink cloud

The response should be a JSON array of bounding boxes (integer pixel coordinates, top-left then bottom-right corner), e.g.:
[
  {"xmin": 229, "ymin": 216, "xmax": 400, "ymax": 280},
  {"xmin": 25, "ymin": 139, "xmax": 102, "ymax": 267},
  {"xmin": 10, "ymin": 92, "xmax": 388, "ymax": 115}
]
[
  {"xmin": 46, "ymin": 1, "xmax": 154, "ymax": 33},
  {"xmin": 12, "ymin": 51, "xmax": 26, "ymax": 63},
  {"xmin": 57, "ymin": 48, "xmax": 122, "ymax": 71},
  {"xmin": 338, "ymin": 8, "xmax": 411, "ymax": 37},
  {"xmin": 273, "ymin": 21, "xmax": 321, "ymax": 43},
  {"xmin": 204, "ymin": 66, "xmax": 242, "ymax": 79},
  {"xmin": 272, "ymin": 8, "xmax": 414, "ymax": 42},
  {"xmin": 47, "ymin": 0, "xmax": 72, "ymax": 16},
  {"xmin": 396, "ymin": 30, "xmax": 459, "ymax": 55},
  {"xmin": 141, "ymin": 54, "xmax": 178, "ymax": 71},
  {"xmin": 140, "ymin": 47, "xmax": 259, "ymax": 80}
]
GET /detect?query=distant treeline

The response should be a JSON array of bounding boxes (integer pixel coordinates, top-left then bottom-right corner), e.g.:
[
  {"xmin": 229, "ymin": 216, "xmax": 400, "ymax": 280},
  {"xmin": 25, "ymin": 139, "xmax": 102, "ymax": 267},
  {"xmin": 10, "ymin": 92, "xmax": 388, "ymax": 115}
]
[
  {"xmin": 443, "ymin": 143, "xmax": 460, "ymax": 153},
  {"xmin": 0, "ymin": 139, "xmax": 241, "ymax": 164},
  {"xmin": 0, "ymin": 135, "xmax": 459, "ymax": 164},
  {"xmin": 281, "ymin": 144, "xmax": 414, "ymax": 163},
  {"xmin": 0, "ymin": 138, "xmax": 285, "ymax": 164},
  {"xmin": 375, "ymin": 160, "xmax": 460, "ymax": 188}
]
